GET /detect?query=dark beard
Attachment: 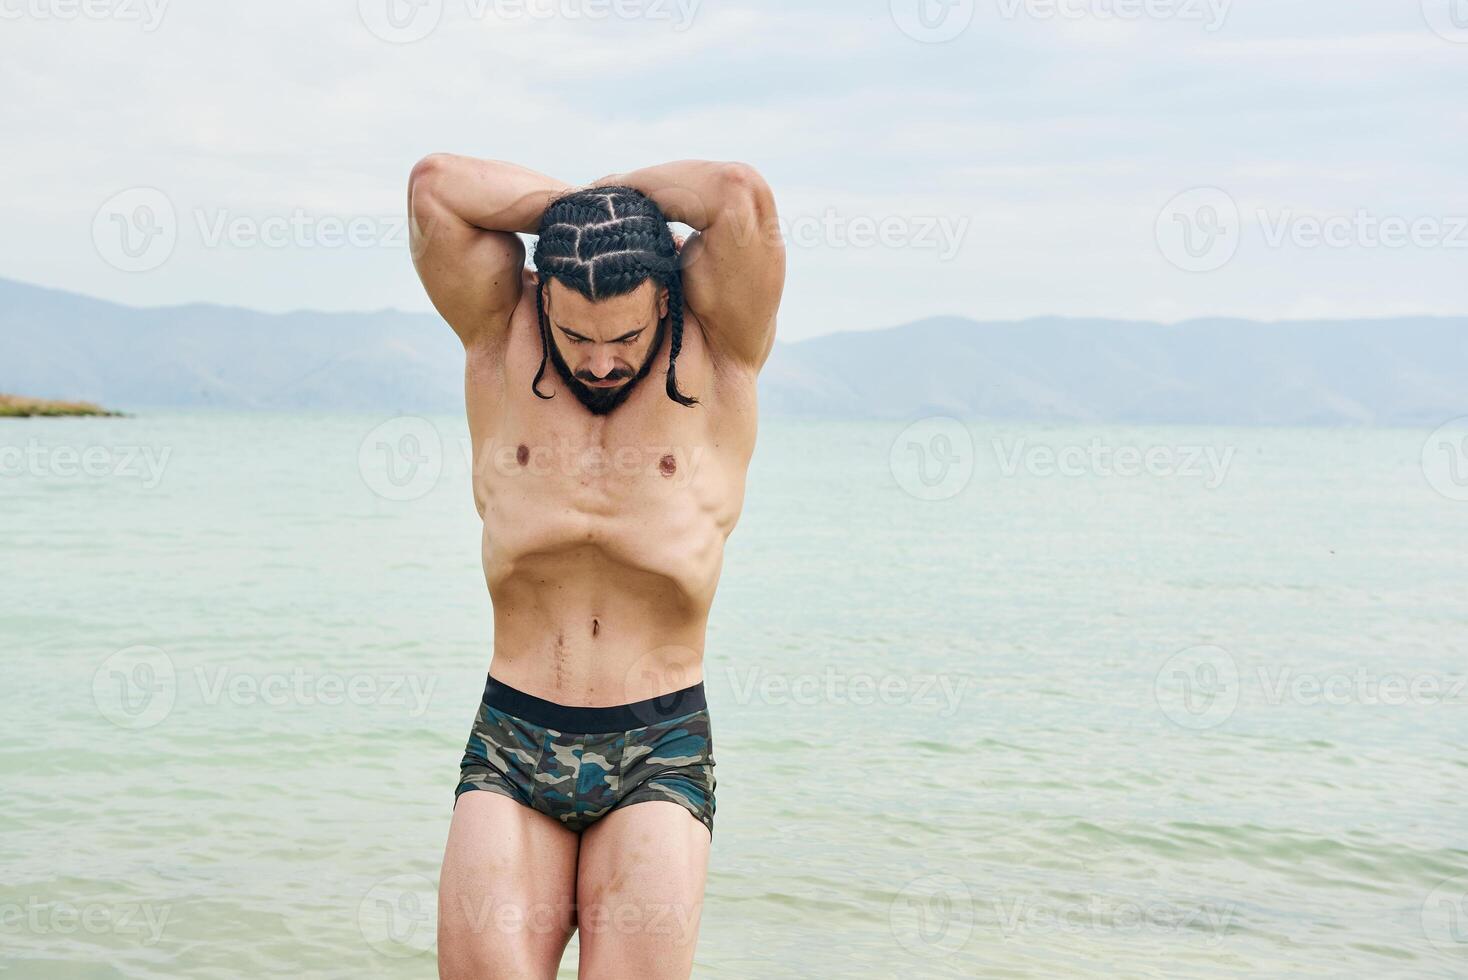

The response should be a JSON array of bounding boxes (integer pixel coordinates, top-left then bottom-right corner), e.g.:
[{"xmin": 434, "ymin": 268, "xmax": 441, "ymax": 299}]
[{"xmin": 544, "ymin": 318, "xmax": 667, "ymax": 416}]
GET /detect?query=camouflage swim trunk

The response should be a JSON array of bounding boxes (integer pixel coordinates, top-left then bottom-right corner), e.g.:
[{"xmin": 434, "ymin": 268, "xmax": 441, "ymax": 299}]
[{"xmin": 455, "ymin": 675, "xmax": 716, "ymax": 837}]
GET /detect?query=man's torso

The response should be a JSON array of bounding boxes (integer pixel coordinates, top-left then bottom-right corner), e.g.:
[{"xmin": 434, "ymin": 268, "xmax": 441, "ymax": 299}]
[{"xmin": 463, "ymin": 269, "xmax": 760, "ymax": 705}]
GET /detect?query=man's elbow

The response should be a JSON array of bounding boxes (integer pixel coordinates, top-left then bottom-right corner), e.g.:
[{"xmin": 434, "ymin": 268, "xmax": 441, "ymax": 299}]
[
  {"xmin": 408, "ymin": 152, "xmax": 455, "ymax": 204},
  {"xmin": 719, "ymin": 162, "xmax": 777, "ymax": 219}
]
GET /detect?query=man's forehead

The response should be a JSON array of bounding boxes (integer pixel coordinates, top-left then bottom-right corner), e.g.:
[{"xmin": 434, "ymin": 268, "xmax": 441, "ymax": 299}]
[{"xmin": 546, "ymin": 277, "xmax": 656, "ymax": 310}]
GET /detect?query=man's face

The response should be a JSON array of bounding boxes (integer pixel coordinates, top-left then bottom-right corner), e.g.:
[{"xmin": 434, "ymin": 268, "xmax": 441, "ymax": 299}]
[{"xmin": 542, "ymin": 277, "xmax": 669, "ymax": 415}]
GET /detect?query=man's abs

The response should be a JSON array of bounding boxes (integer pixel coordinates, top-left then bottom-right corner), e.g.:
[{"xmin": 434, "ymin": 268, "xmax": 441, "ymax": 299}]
[{"xmin": 483, "ymin": 544, "xmax": 716, "ymax": 707}]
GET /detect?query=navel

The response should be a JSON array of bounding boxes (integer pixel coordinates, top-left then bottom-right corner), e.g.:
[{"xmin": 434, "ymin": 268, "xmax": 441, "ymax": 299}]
[
  {"xmin": 591, "ymin": 618, "xmax": 600, "ymax": 637},
  {"xmin": 516, "ymin": 444, "xmax": 529, "ymax": 466},
  {"xmin": 659, "ymin": 454, "xmax": 677, "ymax": 478}
]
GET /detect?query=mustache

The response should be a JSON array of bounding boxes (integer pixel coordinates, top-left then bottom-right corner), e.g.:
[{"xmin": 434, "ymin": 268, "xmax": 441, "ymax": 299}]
[{"xmin": 576, "ymin": 370, "xmax": 631, "ymax": 383}]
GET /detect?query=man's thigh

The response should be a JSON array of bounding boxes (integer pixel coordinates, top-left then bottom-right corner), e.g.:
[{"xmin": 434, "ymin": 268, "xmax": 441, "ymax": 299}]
[
  {"xmin": 575, "ymin": 801, "xmax": 711, "ymax": 980},
  {"xmin": 439, "ymin": 791, "xmax": 581, "ymax": 980}
]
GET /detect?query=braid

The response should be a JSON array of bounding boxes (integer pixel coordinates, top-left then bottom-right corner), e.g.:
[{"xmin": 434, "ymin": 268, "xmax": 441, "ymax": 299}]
[
  {"xmin": 663, "ymin": 273, "xmax": 695, "ymax": 407},
  {"xmin": 531, "ymin": 275, "xmax": 554, "ymax": 400},
  {"xmin": 531, "ymin": 186, "xmax": 699, "ymax": 407}
]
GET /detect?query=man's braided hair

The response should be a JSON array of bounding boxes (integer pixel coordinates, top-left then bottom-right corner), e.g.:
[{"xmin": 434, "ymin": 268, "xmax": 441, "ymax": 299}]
[{"xmin": 531, "ymin": 185, "xmax": 698, "ymax": 407}]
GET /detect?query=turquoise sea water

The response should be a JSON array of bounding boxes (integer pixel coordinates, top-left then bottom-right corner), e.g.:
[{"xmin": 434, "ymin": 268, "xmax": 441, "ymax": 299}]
[{"xmin": 2, "ymin": 412, "xmax": 1466, "ymax": 978}]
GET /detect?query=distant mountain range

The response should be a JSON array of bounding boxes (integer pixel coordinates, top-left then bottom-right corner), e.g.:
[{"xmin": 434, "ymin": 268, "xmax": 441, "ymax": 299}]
[{"xmin": 2, "ymin": 276, "xmax": 1464, "ymax": 425}]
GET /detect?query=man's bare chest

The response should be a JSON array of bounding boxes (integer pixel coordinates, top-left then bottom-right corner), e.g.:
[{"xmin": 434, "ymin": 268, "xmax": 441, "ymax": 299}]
[{"xmin": 463, "ymin": 291, "xmax": 751, "ymax": 518}]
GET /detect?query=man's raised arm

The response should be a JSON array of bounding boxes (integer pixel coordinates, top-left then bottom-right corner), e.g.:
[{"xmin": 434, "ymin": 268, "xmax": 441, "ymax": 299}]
[
  {"xmin": 408, "ymin": 154, "xmax": 571, "ymax": 348},
  {"xmin": 592, "ymin": 161, "xmax": 786, "ymax": 371}
]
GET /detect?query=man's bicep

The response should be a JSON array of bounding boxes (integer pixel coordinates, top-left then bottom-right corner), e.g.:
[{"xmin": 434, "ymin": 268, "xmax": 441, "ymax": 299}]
[
  {"xmin": 409, "ymin": 175, "xmax": 525, "ymax": 347},
  {"xmin": 680, "ymin": 166, "xmax": 786, "ymax": 369}
]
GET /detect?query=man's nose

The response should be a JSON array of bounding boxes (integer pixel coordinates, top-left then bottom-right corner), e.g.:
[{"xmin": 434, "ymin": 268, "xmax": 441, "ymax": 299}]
[{"xmin": 588, "ymin": 346, "xmax": 618, "ymax": 378}]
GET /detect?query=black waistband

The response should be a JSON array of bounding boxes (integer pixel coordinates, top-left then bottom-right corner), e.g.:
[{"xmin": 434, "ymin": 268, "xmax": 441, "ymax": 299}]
[{"xmin": 483, "ymin": 674, "xmax": 707, "ymax": 733}]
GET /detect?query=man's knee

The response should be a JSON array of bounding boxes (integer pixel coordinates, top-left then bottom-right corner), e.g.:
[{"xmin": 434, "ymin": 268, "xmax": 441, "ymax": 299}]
[
  {"xmin": 438, "ymin": 907, "xmax": 569, "ymax": 980},
  {"xmin": 438, "ymin": 878, "xmax": 575, "ymax": 978}
]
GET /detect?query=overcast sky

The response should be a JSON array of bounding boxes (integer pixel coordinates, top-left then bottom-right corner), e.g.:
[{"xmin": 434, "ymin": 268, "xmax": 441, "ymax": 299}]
[{"xmin": 3, "ymin": 0, "xmax": 1466, "ymax": 340}]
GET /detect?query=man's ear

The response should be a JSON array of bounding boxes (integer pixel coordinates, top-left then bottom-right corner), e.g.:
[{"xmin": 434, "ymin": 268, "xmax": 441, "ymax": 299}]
[{"xmin": 658, "ymin": 285, "xmax": 669, "ymax": 321}]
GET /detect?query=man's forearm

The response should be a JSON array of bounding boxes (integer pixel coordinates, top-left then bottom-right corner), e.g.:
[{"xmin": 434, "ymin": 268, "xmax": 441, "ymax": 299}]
[
  {"xmin": 592, "ymin": 160, "xmax": 751, "ymax": 231},
  {"xmin": 413, "ymin": 154, "xmax": 573, "ymax": 235}
]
